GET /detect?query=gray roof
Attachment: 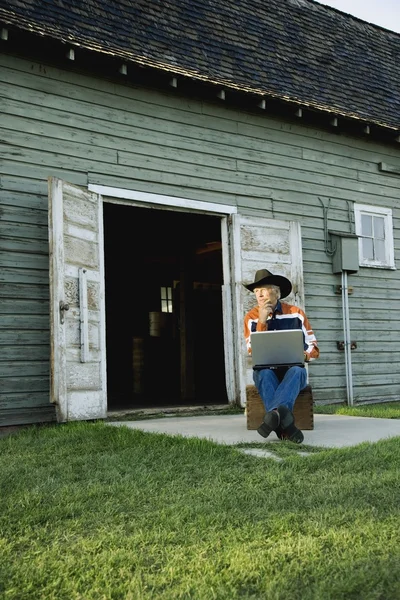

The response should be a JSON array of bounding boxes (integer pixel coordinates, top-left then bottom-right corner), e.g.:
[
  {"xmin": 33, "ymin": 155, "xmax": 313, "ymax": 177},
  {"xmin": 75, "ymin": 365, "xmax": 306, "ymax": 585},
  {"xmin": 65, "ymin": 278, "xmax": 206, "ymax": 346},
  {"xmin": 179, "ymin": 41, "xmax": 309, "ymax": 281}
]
[{"xmin": 1, "ymin": 0, "xmax": 400, "ymax": 131}]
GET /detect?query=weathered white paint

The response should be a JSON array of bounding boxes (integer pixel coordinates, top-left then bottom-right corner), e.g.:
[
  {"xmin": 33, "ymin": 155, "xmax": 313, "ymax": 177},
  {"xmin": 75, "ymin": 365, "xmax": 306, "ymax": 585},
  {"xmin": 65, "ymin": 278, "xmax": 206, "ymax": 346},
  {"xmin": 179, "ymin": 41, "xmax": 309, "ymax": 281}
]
[
  {"xmin": 48, "ymin": 178, "xmax": 68, "ymax": 420},
  {"xmin": 48, "ymin": 178, "xmax": 107, "ymax": 422},
  {"xmin": 288, "ymin": 221, "xmax": 306, "ymax": 310},
  {"xmin": 67, "ymin": 390, "xmax": 105, "ymax": 420},
  {"xmin": 79, "ymin": 267, "xmax": 89, "ymax": 363},
  {"xmin": 88, "ymin": 184, "xmax": 238, "ymax": 214},
  {"xmin": 231, "ymin": 214, "xmax": 304, "ymax": 406},
  {"xmin": 220, "ymin": 215, "xmax": 238, "ymax": 404}
]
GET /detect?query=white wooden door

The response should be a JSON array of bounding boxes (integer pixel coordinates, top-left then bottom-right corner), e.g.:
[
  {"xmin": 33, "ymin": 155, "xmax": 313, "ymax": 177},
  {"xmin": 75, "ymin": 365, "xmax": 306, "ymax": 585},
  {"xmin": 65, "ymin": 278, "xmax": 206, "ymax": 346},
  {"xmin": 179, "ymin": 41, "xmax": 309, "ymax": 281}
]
[
  {"xmin": 48, "ymin": 178, "xmax": 107, "ymax": 422},
  {"xmin": 230, "ymin": 215, "xmax": 304, "ymax": 407}
]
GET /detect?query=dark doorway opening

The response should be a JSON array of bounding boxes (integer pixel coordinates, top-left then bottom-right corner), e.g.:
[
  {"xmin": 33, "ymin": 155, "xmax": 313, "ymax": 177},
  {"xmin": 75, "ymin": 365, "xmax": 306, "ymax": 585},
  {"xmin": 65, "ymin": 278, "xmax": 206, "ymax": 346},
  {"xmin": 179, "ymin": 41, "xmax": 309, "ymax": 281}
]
[{"xmin": 103, "ymin": 202, "xmax": 229, "ymax": 411}]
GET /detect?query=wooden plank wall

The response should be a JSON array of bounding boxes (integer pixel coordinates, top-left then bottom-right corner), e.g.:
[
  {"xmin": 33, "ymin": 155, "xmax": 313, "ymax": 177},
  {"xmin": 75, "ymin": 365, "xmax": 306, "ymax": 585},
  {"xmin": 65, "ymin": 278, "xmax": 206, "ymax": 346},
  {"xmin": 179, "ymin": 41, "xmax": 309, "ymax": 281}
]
[{"xmin": 1, "ymin": 53, "xmax": 400, "ymax": 424}]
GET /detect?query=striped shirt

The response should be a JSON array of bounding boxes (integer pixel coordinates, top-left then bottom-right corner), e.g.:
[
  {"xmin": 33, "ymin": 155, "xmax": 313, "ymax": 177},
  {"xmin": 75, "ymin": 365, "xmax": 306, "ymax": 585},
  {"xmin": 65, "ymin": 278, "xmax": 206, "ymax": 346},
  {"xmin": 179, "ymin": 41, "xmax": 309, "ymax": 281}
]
[{"xmin": 244, "ymin": 300, "xmax": 319, "ymax": 361}]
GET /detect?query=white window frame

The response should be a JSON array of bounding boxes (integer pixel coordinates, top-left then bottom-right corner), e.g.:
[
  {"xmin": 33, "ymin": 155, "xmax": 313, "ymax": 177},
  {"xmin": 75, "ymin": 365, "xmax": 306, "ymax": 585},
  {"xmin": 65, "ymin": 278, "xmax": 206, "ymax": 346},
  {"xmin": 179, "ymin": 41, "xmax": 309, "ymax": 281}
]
[{"xmin": 354, "ymin": 203, "xmax": 395, "ymax": 269}]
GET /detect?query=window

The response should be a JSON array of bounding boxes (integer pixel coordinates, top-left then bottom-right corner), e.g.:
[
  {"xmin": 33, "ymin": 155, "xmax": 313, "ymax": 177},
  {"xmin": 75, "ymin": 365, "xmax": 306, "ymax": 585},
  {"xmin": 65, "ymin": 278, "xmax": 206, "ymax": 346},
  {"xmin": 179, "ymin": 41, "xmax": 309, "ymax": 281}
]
[
  {"xmin": 354, "ymin": 204, "xmax": 395, "ymax": 269},
  {"xmin": 160, "ymin": 286, "xmax": 173, "ymax": 313}
]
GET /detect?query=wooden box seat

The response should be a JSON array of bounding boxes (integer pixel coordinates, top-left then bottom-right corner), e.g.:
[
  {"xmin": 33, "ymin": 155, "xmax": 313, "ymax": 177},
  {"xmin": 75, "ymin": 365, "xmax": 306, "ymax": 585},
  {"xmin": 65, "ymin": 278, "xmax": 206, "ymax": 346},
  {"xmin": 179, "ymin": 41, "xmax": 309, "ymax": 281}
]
[{"xmin": 246, "ymin": 384, "xmax": 314, "ymax": 430}]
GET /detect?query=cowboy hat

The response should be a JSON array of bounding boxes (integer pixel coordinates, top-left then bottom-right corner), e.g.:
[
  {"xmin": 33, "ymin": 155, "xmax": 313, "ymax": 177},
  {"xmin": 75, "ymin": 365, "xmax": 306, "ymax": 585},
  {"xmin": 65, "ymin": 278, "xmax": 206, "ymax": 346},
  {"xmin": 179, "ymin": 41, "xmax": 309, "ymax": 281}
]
[{"xmin": 243, "ymin": 269, "xmax": 292, "ymax": 298}]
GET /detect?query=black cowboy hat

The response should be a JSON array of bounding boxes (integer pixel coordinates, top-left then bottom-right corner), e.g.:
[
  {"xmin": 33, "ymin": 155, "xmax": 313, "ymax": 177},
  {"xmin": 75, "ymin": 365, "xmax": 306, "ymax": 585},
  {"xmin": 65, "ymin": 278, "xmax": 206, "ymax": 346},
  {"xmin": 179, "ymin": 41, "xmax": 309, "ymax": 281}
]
[{"xmin": 243, "ymin": 269, "xmax": 292, "ymax": 298}]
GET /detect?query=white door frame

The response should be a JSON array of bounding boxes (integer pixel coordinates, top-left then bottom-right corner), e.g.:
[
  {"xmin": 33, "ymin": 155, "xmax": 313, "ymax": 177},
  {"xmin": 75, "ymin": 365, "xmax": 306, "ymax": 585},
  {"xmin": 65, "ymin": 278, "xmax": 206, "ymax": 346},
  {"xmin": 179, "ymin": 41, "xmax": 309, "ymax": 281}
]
[{"xmin": 88, "ymin": 184, "xmax": 240, "ymax": 405}]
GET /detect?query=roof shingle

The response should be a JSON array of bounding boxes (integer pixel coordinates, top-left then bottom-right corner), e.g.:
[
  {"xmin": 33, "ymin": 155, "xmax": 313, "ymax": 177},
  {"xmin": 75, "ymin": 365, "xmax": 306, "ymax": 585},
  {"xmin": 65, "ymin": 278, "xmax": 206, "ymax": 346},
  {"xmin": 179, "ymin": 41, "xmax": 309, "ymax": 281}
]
[{"xmin": 1, "ymin": 0, "xmax": 400, "ymax": 129}]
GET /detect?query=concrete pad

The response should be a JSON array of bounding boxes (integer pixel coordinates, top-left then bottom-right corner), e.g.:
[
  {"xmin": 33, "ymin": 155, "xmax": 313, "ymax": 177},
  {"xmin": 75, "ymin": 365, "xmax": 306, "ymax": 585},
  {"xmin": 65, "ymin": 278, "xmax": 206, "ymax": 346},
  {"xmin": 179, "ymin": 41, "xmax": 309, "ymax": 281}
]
[
  {"xmin": 107, "ymin": 413, "xmax": 400, "ymax": 448},
  {"xmin": 239, "ymin": 448, "xmax": 283, "ymax": 460}
]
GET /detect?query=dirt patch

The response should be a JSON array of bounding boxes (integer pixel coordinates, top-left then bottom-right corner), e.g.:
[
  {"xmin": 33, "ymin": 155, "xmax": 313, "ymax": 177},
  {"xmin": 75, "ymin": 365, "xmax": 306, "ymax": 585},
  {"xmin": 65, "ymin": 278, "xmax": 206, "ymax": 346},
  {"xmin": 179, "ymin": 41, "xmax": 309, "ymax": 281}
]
[{"xmin": 0, "ymin": 425, "xmax": 30, "ymax": 439}]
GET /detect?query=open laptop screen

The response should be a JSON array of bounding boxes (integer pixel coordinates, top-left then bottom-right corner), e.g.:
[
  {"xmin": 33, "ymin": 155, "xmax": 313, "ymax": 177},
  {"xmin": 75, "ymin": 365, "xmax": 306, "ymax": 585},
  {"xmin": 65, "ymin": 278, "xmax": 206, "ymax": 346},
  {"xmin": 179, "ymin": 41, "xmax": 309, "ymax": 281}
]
[{"xmin": 250, "ymin": 329, "xmax": 305, "ymax": 370}]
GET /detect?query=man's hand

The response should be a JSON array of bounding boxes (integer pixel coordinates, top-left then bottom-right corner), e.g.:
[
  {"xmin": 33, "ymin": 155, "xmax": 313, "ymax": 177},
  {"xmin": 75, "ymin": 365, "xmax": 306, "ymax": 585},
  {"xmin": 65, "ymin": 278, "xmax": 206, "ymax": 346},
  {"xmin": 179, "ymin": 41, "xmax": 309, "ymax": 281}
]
[{"xmin": 258, "ymin": 301, "xmax": 274, "ymax": 324}]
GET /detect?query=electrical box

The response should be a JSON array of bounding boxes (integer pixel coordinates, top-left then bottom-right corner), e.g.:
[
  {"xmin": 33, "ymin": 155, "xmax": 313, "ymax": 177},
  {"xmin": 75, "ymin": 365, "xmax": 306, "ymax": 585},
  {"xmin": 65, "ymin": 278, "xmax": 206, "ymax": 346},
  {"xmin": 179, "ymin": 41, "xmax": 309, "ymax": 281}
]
[{"xmin": 329, "ymin": 231, "xmax": 359, "ymax": 274}]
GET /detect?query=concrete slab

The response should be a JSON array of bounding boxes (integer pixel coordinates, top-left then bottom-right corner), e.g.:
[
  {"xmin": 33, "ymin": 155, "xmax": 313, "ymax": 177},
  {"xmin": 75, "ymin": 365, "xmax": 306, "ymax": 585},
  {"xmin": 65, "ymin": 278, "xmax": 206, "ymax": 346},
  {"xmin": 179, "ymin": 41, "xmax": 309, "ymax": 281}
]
[
  {"xmin": 239, "ymin": 448, "xmax": 284, "ymax": 460},
  {"xmin": 107, "ymin": 413, "xmax": 400, "ymax": 448}
]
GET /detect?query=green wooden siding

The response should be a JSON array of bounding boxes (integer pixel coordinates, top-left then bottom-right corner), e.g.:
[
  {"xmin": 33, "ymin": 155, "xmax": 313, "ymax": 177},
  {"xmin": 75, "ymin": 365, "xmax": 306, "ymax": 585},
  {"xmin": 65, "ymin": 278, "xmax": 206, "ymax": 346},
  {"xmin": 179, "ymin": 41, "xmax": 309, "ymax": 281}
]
[{"xmin": 1, "ymin": 53, "xmax": 400, "ymax": 424}]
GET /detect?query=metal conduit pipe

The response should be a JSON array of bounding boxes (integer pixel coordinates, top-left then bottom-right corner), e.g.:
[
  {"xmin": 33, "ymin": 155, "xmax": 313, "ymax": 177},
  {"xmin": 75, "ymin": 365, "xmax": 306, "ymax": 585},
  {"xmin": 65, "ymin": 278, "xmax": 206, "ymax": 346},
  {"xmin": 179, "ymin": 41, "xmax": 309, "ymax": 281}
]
[
  {"xmin": 341, "ymin": 270, "xmax": 354, "ymax": 406},
  {"xmin": 328, "ymin": 229, "xmax": 359, "ymax": 407}
]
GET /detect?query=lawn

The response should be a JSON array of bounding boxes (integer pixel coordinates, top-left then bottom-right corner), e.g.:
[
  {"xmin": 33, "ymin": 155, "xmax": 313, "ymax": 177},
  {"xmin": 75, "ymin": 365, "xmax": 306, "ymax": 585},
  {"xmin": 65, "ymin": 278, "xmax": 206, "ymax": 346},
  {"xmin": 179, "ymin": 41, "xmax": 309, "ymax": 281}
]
[
  {"xmin": 1, "ymin": 417, "xmax": 400, "ymax": 599},
  {"xmin": 314, "ymin": 401, "xmax": 400, "ymax": 419}
]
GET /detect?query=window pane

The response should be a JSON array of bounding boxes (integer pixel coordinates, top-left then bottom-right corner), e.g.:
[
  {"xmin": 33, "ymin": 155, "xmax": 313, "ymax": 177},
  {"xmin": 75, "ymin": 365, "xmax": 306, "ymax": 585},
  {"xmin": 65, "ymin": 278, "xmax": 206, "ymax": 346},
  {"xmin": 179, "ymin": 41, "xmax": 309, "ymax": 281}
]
[
  {"xmin": 355, "ymin": 204, "xmax": 394, "ymax": 268},
  {"xmin": 361, "ymin": 214, "xmax": 372, "ymax": 236},
  {"xmin": 362, "ymin": 237, "xmax": 374, "ymax": 259},
  {"xmin": 375, "ymin": 239, "xmax": 386, "ymax": 262},
  {"xmin": 373, "ymin": 216, "xmax": 385, "ymax": 240},
  {"xmin": 160, "ymin": 287, "xmax": 173, "ymax": 312}
]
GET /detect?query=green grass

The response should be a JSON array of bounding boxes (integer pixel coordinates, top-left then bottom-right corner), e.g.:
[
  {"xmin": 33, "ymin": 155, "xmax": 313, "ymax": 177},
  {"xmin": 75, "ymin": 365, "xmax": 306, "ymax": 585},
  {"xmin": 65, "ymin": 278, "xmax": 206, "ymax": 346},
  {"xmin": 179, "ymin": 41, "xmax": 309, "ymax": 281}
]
[
  {"xmin": 314, "ymin": 401, "xmax": 400, "ymax": 419},
  {"xmin": 1, "ymin": 422, "xmax": 400, "ymax": 599}
]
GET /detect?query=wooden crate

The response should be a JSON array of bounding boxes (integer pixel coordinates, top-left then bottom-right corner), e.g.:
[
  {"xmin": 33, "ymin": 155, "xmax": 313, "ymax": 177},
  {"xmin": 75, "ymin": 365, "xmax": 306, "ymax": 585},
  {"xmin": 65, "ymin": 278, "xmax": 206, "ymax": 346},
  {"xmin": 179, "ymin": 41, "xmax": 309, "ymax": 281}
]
[{"xmin": 246, "ymin": 384, "xmax": 314, "ymax": 430}]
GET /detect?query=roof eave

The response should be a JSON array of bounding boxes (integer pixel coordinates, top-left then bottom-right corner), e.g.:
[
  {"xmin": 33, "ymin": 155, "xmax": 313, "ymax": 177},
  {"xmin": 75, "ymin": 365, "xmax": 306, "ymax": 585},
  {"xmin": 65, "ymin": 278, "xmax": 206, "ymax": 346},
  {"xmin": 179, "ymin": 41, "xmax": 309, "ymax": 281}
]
[{"xmin": 0, "ymin": 10, "xmax": 398, "ymax": 134}]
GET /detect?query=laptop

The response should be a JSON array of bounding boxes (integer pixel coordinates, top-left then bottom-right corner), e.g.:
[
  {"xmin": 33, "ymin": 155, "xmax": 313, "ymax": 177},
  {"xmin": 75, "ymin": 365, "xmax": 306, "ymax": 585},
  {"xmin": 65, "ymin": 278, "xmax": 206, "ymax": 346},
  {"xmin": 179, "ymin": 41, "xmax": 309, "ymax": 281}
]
[{"xmin": 250, "ymin": 329, "xmax": 305, "ymax": 370}]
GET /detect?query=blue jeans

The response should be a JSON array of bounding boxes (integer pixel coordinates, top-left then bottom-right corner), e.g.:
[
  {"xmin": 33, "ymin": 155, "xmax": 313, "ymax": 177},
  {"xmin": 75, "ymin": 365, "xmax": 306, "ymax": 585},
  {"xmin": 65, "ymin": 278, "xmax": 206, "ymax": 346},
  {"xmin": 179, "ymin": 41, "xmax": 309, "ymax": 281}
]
[{"xmin": 253, "ymin": 366, "xmax": 307, "ymax": 412}]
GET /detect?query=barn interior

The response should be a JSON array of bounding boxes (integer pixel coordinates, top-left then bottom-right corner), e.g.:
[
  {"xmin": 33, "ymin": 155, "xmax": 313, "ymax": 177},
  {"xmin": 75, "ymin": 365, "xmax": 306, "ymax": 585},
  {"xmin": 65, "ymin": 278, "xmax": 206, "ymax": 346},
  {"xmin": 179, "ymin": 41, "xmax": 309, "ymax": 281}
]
[{"xmin": 103, "ymin": 202, "xmax": 229, "ymax": 411}]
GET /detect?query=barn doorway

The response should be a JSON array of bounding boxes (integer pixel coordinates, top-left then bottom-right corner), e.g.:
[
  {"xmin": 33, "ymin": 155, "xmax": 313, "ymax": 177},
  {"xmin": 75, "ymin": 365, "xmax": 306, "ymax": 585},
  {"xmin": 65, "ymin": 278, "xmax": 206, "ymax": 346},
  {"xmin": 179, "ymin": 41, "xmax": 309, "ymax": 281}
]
[{"xmin": 103, "ymin": 202, "xmax": 228, "ymax": 411}]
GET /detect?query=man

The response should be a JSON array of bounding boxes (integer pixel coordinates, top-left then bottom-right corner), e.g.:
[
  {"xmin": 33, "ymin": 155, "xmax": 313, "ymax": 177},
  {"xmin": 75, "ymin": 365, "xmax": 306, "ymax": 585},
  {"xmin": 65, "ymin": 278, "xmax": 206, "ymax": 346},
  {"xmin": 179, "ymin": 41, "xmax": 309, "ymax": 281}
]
[{"xmin": 243, "ymin": 269, "xmax": 319, "ymax": 443}]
